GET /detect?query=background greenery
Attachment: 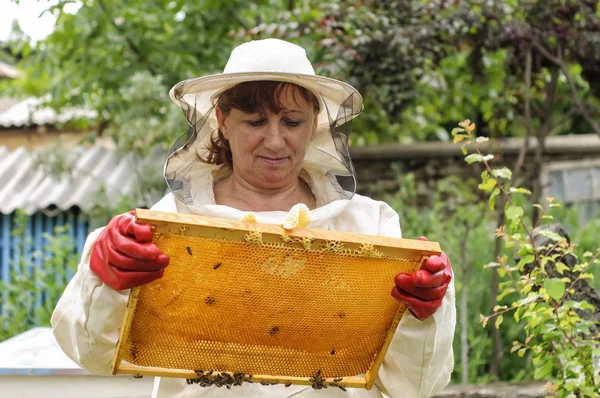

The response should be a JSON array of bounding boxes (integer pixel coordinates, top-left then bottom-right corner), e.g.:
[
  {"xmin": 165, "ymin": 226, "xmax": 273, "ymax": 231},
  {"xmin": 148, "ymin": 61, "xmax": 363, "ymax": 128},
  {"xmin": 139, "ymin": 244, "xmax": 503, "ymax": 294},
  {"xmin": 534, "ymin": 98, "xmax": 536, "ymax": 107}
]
[{"xmin": 2, "ymin": 0, "xmax": 600, "ymax": 390}]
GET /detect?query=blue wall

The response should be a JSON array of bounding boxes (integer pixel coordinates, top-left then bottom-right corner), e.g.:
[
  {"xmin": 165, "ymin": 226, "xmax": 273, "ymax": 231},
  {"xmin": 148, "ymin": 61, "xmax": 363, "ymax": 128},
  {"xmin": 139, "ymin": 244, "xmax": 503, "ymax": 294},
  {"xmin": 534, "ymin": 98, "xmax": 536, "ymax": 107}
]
[{"xmin": 0, "ymin": 209, "xmax": 90, "ymax": 316}]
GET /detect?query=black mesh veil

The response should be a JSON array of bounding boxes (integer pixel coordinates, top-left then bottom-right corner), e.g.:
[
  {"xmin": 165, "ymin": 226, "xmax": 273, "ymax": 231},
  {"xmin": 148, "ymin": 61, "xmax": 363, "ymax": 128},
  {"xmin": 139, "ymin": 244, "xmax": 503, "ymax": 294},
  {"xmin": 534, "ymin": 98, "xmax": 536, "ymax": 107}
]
[{"xmin": 164, "ymin": 80, "xmax": 362, "ymax": 208}]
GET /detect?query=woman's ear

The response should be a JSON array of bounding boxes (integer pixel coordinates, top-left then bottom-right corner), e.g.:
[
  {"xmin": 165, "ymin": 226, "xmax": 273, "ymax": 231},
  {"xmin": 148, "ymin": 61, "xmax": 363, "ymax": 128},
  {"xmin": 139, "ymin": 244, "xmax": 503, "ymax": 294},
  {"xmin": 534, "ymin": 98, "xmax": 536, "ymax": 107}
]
[{"xmin": 216, "ymin": 106, "xmax": 229, "ymax": 139}]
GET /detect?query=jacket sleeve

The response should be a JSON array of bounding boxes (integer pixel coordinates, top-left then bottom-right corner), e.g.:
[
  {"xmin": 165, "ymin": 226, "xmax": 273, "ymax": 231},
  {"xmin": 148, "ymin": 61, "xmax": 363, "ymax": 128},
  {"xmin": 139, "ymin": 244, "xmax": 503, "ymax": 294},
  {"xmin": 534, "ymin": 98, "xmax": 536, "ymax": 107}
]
[
  {"xmin": 375, "ymin": 212, "xmax": 456, "ymax": 398},
  {"xmin": 51, "ymin": 194, "xmax": 179, "ymax": 374},
  {"xmin": 50, "ymin": 226, "xmax": 130, "ymax": 374}
]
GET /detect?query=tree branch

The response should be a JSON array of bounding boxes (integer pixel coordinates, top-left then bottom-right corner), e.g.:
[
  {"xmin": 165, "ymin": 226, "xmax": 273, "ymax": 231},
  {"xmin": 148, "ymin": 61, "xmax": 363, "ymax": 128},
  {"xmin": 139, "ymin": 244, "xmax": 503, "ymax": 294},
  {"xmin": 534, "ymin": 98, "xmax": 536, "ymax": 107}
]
[
  {"xmin": 531, "ymin": 101, "xmax": 543, "ymax": 118},
  {"xmin": 513, "ymin": 47, "xmax": 534, "ymax": 182},
  {"xmin": 531, "ymin": 40, "xmax": 600, "ymax": 136},
  {"xmin": 96, "ymin": 0, "xmax": 159, "ymax": 76},
  {"xmin": 539, "ymin": 67, "xmax": 559, "ymax": 143},
  {"xmin": 547, "ymin": 107, "xmax": 577, "ymax": 136}
]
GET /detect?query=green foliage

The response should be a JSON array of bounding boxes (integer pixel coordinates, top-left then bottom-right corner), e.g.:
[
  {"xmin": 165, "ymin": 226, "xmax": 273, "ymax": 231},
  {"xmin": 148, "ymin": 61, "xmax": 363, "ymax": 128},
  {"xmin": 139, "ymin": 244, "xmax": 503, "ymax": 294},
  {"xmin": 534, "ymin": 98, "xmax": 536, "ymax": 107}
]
[
  {"xmin": 248, "ymin": 0, "xmax": 600, "ymax": 143},
  {"xmin": 382, "ymin": 165, "xmax": 547, "ymax": 384},
  {"xmin": 6, "ymin": 0, "xmax": 600, "ymax": 147},
  {"xmin": 454, "ymin": 120, "xmax": 600, "ymax": 397},
  {"xmin": 0, "ymin": 211, "xmax": 79, "ymax": 341}
]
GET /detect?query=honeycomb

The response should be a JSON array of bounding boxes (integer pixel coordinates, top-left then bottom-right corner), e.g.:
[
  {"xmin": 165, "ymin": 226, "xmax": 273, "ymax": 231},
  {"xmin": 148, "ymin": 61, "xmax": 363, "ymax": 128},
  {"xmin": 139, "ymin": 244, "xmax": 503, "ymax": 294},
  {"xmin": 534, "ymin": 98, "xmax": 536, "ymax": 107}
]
[
  {"xmin": 115, "ymin": 222, "xmax": 424, "ymax": 381},
  {"xmin": 283, "ymin": 203, "xmax": 311, "ymax": 229},
  {"xmin": 241, "ymin": 213, "xmax": 258, "ymax": 223}
]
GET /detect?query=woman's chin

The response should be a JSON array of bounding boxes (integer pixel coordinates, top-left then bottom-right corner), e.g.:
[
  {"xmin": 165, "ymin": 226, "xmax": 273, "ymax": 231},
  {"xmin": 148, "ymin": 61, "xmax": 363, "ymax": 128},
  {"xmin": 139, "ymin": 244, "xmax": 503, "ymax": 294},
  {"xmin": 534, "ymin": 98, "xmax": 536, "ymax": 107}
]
[{"xmin": 254, "ymin": 171, "xmax": 294, "ymax": 188}]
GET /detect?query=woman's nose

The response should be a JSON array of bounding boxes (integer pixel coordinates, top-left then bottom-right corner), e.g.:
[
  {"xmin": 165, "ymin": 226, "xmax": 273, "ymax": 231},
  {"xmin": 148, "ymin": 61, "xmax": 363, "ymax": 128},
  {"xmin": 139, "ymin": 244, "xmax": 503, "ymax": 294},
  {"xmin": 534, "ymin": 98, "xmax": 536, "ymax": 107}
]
[{"xmin": 263, "ymin": 120, "xmax": 286, "ymax": 151}]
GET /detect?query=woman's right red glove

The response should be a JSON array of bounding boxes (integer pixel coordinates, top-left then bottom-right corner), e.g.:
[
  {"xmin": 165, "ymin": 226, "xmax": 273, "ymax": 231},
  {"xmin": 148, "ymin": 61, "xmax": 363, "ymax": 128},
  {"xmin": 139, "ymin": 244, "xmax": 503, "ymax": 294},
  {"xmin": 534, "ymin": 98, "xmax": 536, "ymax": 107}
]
[{"xmin": 90, "ymin": 211, "xmax": 169, "ymax": 291}]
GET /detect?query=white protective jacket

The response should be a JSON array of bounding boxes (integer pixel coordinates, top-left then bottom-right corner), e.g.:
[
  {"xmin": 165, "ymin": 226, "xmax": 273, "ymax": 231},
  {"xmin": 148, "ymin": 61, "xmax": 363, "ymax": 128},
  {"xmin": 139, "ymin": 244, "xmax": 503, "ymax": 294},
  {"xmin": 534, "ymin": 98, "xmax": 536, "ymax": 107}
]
[{"xmin": 51, "ymin": 166, "xmax": 456, "ymax": 398}]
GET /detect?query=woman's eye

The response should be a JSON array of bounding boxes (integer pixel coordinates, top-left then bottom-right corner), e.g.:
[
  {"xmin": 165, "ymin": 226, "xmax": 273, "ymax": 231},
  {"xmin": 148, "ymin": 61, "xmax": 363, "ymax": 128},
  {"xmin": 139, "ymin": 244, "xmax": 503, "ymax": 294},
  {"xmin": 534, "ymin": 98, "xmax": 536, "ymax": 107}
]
[
  {"xmin": 247, "ymin": 119, "xmax": 265, "ymax": 127},
  {"xmin": 284, "ymin": 119, "xmax": 301, "ymax": 127}
]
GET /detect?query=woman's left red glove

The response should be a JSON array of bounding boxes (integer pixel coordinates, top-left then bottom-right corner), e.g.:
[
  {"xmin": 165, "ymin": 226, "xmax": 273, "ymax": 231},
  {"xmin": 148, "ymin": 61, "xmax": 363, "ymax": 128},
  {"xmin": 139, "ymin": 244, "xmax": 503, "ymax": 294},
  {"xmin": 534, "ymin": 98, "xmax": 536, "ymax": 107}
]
[{"xmin": 391, "ymin": 237, "xmax": 452, "ymax": 320}]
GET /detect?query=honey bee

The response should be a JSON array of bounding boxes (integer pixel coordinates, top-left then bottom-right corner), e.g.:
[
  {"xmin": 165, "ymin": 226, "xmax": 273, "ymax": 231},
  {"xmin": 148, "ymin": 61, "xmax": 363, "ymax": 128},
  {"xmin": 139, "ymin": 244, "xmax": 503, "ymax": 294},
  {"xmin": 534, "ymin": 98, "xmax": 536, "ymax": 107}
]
[{"xmin": 309, "ymin": 370, "xmax": 327, "ymax": 390}]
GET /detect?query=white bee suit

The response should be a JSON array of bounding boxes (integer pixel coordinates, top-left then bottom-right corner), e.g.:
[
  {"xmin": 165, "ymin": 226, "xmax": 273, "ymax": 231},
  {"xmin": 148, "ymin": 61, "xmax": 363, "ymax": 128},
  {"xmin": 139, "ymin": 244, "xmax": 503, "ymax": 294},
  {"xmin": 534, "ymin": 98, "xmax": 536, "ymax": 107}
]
[{"xmin": 51, "ymin": 166, "xmax": 455, "ymax": 398}]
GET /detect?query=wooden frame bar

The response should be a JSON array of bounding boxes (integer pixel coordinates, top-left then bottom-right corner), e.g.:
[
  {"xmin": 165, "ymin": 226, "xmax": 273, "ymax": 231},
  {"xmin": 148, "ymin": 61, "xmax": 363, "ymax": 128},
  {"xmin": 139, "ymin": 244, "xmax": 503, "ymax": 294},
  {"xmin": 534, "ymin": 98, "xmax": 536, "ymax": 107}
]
[
  {"xmin": 134, "ymin": 209, "xmax": 441, "ymax": 259},
  {"xmin": 111, "ymin": 209, "xmax": 442, "ymax": 390}
]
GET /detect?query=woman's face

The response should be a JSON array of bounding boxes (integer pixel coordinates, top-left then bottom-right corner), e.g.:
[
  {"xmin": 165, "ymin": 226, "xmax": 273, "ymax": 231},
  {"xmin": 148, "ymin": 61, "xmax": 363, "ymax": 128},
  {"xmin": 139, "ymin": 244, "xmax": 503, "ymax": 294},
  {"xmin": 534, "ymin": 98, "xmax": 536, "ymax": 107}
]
[{"xmin": 216, "ymin": 85, "xmax": 318, "ymax": 190}]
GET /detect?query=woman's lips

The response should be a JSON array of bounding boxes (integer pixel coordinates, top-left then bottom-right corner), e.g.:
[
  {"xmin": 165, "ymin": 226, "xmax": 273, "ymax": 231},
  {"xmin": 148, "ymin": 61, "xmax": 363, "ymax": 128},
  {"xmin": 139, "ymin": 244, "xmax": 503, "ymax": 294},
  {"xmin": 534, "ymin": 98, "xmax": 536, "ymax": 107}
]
[{"xmin": 259, "ymin": 156, "xmax": 287, "ymax": 165}]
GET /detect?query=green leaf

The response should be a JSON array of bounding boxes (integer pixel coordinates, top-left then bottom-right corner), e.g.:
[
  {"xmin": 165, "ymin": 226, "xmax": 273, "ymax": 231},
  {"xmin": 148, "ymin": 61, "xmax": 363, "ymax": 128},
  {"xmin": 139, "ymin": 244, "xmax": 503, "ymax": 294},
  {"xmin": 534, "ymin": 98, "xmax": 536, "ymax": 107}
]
[
  {"xmin": 509, "ymin": 187, "xmax": 532, "ymax": 195},
  {"xmin": 492, "ymin": 167, "xmax": 512, "ymax": 180},
  {"xmin": 489, "ymin": 187, "xmax": 500, "ymax": 210},
  {"xmin": 475, "ymin": 136, "xmax": 489, "ymax": 143},
  {"xmin": 498, "ymin": 266, "xmax": 507, "ymax": 277},
  {"xmin": 537, "ymin": 229, "xmax": 564, "ymax": 242},
  {"xmin": 516, "ymin": 255, "xmax": 535, "ymax": 271},
  {"xmin": 516, "ymin": 294, "xmax": 540, "ymax": 306},
  {"xmin": 544, "ymin": 278, "xmax": 565, "ymax": 301},
  {"xmin": 451, "ymin": 127, "xmax": 465, "ymax": 136},
  {"xmin": 506, "ymin": 205, "xmax": 524, "ymax": 221},
  {"xmin": 481, "ymin": 170, "xmax": 490, "ymax": 182},
  {"xmin": 483, "ymin": 154, "xmax": 494, "ymax": 161},
  {"xmin": 555, "ymin": 262, "xmax": 570, "ymax": 275},
  {"xmin": 461, "ymin": 144, "xmax": 468, "ymax": 155},
  {"xmin": 479, "ymin": 178, "xmax": 497, "ymax": 193},
  {"xmin": 465, "ymin": 154, "xmax": 483, "ymax": 164},
  {"xmin": 533, "ymin": 360, "xmax": 553, "ymax": 380},
  {"xmin": 453, "ymin": 133, "xmax": 468, "ymax": 143},
  {"xmin": 495, "ymin": 314, "xmax": 504, "ymax": 329}
]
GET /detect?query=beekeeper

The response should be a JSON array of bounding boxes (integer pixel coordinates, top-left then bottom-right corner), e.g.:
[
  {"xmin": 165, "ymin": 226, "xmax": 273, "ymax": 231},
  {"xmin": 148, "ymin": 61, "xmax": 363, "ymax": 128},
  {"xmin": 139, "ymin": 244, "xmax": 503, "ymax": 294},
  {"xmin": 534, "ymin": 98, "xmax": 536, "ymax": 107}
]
[{"xmin": 52, "ymin": 38, "xmax": 455, "ymax": 398}]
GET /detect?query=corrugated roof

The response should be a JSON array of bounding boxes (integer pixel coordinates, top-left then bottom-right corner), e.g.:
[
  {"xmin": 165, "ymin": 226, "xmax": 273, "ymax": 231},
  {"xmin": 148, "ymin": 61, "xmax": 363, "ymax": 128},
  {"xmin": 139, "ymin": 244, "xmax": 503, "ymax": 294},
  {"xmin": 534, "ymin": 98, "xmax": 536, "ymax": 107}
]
[
  {"xmin": 0, "ymin": 97, "xmax": 19, "ymax": 113},
  {"xmin": 0, "ymin": 62, "xmax": 20, "ymax": 79},
  {"xmin": 0, "ymin": 97, "xmax": 97, "ymax": 128},
  {"xmin": 0, "ymin": 145, "xmax": 167, "ymax": 215}
]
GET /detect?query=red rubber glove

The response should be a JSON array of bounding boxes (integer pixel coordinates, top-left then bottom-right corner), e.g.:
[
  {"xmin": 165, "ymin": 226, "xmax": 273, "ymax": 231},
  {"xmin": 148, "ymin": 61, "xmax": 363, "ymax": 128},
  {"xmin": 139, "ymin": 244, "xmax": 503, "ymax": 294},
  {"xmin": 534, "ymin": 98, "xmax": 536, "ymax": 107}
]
[
  {"xmin": 90, "ymin": 211, "xmax": 169, "ymax": 291},
  {"xmin": 391, "ymin": 236, "xmax": 452, "ymax": 320}
]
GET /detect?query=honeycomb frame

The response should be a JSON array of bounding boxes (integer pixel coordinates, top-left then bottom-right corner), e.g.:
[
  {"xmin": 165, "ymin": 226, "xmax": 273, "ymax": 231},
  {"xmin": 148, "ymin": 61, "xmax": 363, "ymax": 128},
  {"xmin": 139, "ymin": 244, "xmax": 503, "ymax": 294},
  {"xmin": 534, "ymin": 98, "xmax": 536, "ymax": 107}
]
[{"xmin": 111, "ymin": 209, "xmax": 442, "ymax": 390}]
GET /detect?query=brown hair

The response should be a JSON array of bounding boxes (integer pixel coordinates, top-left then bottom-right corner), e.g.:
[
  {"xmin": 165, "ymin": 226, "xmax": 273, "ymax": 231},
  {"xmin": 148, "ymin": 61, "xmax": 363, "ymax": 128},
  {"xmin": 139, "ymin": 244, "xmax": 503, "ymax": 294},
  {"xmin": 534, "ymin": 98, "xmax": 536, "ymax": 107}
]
[{"xmin": 203, "ymin": 81, "xmax": 321, "ymax": 166}]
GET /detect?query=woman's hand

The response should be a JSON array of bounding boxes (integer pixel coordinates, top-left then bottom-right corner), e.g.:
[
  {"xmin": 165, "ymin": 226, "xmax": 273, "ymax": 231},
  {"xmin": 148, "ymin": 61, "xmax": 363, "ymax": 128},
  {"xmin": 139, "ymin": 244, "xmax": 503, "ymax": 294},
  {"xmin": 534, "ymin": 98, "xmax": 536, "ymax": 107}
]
[
  {"xmin": 90, "ymin": 211, "xmax": 169, "ymax": 291},
  {"xmin": 391, "ymin": 237, "xmax": 452, "ymax": 320}
]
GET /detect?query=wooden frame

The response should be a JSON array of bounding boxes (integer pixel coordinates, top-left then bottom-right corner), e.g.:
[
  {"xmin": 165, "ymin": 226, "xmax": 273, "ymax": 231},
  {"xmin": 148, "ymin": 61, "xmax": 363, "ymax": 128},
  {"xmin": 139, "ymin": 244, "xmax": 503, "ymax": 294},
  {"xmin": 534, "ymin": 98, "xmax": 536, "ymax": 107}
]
[{"xmin": 111, "ymin": 209, "xmax": 442, "ymax": 390}]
